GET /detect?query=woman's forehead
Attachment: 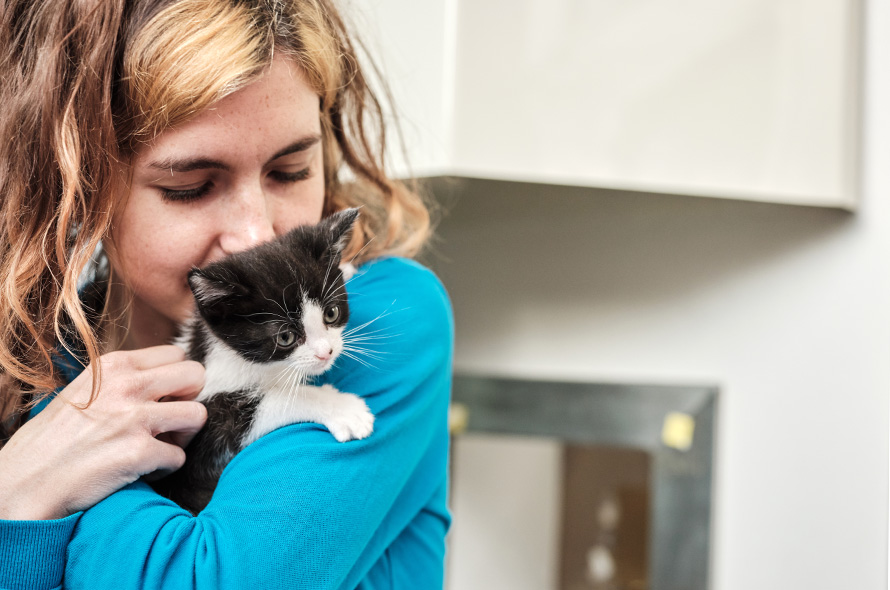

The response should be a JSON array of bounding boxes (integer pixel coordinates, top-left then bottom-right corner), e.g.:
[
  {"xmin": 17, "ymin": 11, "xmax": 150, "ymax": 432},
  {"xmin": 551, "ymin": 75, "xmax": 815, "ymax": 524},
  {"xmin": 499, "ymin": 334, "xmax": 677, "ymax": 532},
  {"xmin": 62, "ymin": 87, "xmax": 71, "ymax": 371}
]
[{"xmin": 133, "ymin": 57, "xmax": 321, "ymax": 170}]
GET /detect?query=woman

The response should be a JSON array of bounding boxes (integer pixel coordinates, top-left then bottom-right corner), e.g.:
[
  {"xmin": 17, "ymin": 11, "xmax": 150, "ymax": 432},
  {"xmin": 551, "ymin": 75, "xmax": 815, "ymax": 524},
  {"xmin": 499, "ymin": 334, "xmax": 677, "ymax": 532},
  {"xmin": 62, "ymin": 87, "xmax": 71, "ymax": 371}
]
[{"xmin": 0, "ymin": 1, "xmax": 452, "ymax": 588}]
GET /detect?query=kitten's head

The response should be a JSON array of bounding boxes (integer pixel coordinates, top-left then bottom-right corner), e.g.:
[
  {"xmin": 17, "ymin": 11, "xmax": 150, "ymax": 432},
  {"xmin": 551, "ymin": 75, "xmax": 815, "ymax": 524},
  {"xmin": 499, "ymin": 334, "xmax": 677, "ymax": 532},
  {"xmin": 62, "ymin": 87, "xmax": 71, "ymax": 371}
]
[{"xmin": 187, "ymin": 208, "xmax": 359, "ymax": 375}]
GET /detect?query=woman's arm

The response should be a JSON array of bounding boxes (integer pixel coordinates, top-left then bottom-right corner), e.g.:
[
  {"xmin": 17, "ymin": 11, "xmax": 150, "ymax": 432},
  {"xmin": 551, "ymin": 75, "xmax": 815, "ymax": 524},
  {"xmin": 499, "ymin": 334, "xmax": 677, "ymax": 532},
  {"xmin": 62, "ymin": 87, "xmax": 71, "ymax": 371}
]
[
  {"xmin": 0, "ymin": 347, "xmax": 207, "ymax": 590},
  {"xmin": 62, "ymin": 258, "xmax": 453, "ymax": 590},
  {"xmin": 0, "ymin": 346, "xmax": 207, "ymax": 520}
]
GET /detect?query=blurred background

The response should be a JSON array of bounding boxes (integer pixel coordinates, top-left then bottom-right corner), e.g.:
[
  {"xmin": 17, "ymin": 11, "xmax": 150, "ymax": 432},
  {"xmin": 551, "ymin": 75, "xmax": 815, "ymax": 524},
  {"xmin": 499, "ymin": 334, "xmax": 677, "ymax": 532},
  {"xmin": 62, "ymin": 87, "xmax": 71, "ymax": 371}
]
[{"xmin": 347, "ymin": 0, "xmax": 888, "ymax": 588}]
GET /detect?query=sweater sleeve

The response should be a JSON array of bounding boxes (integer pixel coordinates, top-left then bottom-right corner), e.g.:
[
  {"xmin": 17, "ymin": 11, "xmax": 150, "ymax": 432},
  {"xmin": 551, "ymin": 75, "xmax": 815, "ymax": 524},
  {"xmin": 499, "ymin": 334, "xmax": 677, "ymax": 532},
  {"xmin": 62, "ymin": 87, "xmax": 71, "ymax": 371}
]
[
  {"xmin": 63, "ymin": 258, "xmax": 453, "ymax": 590},
  {"xmin": 0, "ymin": 357, "xmax": 82, "ymax": 590},
  {"xmin": 0, "ymin": 513, "xmax": 81, "ymax": 590}
]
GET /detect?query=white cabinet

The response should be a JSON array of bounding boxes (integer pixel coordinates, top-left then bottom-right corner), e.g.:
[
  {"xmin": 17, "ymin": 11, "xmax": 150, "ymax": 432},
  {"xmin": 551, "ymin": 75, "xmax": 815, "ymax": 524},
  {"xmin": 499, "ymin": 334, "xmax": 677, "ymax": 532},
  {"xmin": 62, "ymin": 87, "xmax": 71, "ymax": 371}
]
[
  {"xmin": 349, "ymin": 0, "xmax": 454, "ymax": 176},
  {"xmin": 356, "ymin": 0, "xmax": 861, "ymax": 209}
]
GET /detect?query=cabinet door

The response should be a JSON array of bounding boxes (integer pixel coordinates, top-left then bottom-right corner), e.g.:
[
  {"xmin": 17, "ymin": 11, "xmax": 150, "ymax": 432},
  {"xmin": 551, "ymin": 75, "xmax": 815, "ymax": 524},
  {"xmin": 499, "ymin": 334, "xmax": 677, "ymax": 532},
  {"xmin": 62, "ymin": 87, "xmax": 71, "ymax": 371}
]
[
  {"xmin": 349, "ymin": 0, "xmax": 454, "ymax": 178},
  {"xmin": 361, "ymin": 0, "xmax": 861, "ymax": 209}
]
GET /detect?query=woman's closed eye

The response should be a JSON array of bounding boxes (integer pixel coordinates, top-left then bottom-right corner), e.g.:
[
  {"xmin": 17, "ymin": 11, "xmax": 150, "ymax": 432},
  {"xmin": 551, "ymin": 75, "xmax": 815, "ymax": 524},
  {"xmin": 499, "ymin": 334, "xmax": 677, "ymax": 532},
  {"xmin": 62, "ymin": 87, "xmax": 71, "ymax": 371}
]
[
  {"xmin": 268, "ymin": 167, "xmax": 310, "ymax": 183},
  {"xmin": 156, "ymin": 166, "xmax": 311, "ymax": 203},
  {"xmin": 159, "ymin": 182, "xmax": 213, "ymax": 203}
]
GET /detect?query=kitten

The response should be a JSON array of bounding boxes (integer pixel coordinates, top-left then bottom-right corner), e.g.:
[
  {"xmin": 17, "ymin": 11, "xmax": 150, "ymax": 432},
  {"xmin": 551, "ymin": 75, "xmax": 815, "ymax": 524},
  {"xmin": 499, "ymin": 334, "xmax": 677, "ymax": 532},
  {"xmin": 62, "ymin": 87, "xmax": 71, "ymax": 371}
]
[{"xmin": 151, "ymin": 208, "xmax": 374, "ymax": 514}]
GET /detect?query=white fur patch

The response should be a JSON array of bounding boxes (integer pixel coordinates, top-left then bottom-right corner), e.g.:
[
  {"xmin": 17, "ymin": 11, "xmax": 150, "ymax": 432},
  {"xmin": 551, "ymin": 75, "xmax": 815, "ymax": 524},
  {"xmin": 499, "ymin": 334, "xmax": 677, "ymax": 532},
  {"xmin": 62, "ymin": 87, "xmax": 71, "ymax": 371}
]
[
  {"xmin": 188, "ymin": 331, "xmax": 265, "ymax": 402},
  {"xmin": 243, "ymin": 383, "xmax": 374, "ymax": 446},
  {"xmin": 297, "ymin": 299, "xmax": 344, "ymax": 376},
  {"xmin": 339, "ymin": 262, "xmax": 357, "ymax": 281}
]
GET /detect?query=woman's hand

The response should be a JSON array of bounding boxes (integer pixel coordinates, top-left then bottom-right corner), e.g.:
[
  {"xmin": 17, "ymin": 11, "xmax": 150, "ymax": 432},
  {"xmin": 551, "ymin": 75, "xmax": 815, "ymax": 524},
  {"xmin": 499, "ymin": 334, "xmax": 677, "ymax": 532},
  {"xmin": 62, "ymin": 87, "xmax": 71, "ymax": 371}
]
[{"xmin": 0, "ymin": 345, "xmax": 206, "ymax": 520}]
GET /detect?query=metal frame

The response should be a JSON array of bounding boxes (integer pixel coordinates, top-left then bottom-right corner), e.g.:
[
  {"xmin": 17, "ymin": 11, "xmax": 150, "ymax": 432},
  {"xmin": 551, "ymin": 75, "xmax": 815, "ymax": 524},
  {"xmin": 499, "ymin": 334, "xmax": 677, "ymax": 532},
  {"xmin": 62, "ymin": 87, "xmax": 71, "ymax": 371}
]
[{"xmin": 451, "ymin": 374, "xmax": 717, "ymax": 590}]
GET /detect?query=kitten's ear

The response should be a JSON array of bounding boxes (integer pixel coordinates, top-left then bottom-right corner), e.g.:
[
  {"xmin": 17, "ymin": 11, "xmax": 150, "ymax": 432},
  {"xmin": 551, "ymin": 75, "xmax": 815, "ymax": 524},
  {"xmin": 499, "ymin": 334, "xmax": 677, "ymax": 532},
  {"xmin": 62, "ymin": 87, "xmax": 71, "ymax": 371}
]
[
  {"xmin": 188, "ymin": 268, "xmax": 237, "ymax": 309},
  {"xmin": 322, "ymin": 208, "xmax": 361, "ymax": 255}
]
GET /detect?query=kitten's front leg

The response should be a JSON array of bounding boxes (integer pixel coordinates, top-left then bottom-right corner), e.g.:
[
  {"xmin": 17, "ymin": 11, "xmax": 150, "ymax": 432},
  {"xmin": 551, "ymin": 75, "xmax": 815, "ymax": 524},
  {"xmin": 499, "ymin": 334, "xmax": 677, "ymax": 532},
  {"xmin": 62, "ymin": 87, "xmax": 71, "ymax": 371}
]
[{"xmin": 243, "ymin": 385, "xmax": 375, "ymax": 446}]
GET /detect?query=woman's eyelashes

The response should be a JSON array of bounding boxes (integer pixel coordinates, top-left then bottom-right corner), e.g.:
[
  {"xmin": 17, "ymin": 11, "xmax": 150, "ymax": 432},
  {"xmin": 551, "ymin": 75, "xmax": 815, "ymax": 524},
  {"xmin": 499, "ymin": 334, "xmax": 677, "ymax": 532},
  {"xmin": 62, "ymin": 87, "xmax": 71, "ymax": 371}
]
[
  {"xmin": 160, "ymin": 182, "xmax": 212, "ymax": 203},
  {"xmin": 157, "ymin": 168, "xmax": 312, "ymax": 203},
  {"xmin": 269, "ymin": 167, "xmax": 311, "ymax": 183}
]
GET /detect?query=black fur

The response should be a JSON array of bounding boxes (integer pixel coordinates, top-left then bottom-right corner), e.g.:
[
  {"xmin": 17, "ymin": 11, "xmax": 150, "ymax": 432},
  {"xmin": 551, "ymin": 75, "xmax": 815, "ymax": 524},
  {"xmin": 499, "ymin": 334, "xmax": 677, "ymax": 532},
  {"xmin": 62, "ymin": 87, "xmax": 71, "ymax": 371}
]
[
  {"xmin": 184, "ymin": 321, "xmax": 210, "ymax": 365},
  {"xmin": 150, "ymin": 209, "xmax": 359, "ymax": 514},
  {"xmin": 150, "ymin": 389, "xmax": 260, "ymax": 514}
]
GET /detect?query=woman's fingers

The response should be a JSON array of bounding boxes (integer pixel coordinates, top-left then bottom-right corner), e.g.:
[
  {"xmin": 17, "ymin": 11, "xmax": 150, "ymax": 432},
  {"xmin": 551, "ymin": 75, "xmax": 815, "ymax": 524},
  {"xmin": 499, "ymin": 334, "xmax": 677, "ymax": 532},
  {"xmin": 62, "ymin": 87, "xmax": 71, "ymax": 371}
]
[
  {"xmin": 63, "ymin": 347, "xmax": 201, "ymax": 404},
  {"xmin": 148, "ymin": 400, "xmax": 207, "ymax": 439},
  {"xmin": 124, "ymin": 345, "xmax": 187, "ymax": 370},
  {"xmin": 141, "ymin": 360, "xmax": 206, "ymax": 401},
  {"xmin": 141, "ymin": 440, "xmax": 188, "ymax": 481}
]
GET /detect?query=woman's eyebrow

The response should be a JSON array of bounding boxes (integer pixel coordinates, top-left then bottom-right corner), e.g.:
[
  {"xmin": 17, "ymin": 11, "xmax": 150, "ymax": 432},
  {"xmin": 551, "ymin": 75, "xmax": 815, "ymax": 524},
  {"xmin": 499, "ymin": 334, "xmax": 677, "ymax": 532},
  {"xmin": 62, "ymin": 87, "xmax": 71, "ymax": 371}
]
[
  {"xmin": 148, "ymin": 157, "xmax": 229, "ymax": 173},
  {"xmin": 146, "ymin": 135, "xmax": 322, "ymax": 173},
  {"xmin": 268, "ymin": 135, "xmax": 322, "ymax": 161}
]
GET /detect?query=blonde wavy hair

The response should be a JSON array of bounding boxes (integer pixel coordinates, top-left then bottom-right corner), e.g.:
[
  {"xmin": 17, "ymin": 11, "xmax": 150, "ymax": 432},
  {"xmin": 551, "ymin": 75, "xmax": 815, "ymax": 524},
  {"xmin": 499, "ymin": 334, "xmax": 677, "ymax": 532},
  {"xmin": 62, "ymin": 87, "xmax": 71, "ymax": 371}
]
[{"xmin": 0, "ymin": 0, "xmax": 432, "ymax": 435}]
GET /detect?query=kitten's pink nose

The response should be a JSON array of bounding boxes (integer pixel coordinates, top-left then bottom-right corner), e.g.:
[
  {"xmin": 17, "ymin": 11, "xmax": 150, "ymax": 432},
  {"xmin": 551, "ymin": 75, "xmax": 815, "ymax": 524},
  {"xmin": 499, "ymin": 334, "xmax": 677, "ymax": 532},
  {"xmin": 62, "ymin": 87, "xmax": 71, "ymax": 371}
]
[{"xmin": 315, "ymin": 348, "xmax": 333, "ymax": 361}]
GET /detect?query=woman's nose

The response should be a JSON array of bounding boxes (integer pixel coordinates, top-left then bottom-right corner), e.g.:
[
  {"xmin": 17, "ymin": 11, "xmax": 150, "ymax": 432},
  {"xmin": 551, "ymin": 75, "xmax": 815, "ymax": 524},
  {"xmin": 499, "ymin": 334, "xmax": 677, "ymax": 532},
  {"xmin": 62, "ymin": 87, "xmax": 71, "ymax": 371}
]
[{"xmin": 218, "ymin": 186, "xmax": 276, "ymax": 255}]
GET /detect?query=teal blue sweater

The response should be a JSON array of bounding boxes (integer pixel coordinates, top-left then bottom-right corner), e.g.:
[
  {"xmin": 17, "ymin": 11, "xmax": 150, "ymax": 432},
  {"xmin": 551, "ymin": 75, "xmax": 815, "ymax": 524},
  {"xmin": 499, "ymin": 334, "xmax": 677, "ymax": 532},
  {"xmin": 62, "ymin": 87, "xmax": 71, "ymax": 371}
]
[{"xmin": 0, "ymin": 257, "xmax": 453, "ymax": 589}]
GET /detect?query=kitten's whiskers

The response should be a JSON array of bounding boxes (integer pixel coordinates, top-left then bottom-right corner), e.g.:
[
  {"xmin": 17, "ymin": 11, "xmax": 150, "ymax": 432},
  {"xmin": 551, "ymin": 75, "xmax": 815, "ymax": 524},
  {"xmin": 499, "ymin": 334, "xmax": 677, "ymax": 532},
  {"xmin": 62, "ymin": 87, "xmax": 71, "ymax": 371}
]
[
  {"xmin": 338, "ymin": 350, "xmax": 377, "ymax": 371},
  {"xmin": 340, "ymin": 350, "xmax": 381, "ymax": 366},
  {"xmin": 262, "ymin": 295, "xmax": 289, "ymax": 318},
  {"xmin": 239, "ymin": 311, "xmax": 288, "ymax": 325},
  {"xmin": 267, "ymin": 363, "xmax": 296, "ymax": 391},
  {"xmin": 342, "ymin": 329, "xmax": 400, "ymax": 343},
  {"xmin": 347, "ymin": 236, "xmax": 375, "ymax": 268},
  {"xmin": 320, "ymin": 250, "xmax": 339, "ymax": 303},
  {"xmin": 281, "ymin": 281, "xmax": 299, "ymax": 317},
  {"xmin": 335, "ymin": 302, "xmax": 407, "ymax": 372},
  {"xmin": 323, "ymin": 284, "xmax": 348, "ymax": 307}
]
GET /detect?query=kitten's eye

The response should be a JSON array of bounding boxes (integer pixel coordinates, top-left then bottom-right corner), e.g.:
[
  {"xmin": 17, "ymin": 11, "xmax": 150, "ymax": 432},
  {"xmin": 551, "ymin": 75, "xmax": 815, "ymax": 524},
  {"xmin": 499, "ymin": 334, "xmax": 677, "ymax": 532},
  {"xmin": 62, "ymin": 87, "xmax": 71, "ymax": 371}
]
[
  {"xmin": 323, "ymin": 306, "xmax": 340, "ymax": 324},
  {"xmin": 276, "ymin": 329, "xmax": 298, "ymax": 348}
]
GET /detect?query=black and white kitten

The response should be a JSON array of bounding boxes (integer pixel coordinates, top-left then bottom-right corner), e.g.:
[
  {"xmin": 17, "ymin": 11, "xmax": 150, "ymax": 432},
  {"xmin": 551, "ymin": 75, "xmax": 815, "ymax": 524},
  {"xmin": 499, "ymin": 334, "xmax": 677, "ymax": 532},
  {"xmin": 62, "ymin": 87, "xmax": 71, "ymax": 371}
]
[{"xmin": 151, "ymin": 208, "xmax": 374, "ymax": 514}]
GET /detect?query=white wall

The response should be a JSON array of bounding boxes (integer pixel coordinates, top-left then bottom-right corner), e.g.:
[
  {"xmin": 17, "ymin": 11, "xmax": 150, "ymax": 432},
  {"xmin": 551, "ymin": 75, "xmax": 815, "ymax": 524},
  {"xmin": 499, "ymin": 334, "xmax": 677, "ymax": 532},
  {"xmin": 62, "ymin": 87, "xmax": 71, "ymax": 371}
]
[
  {"xmin": 424, "ymin": 2, "xmax": 890, "ymax": 587},
  {"xmin": 344, "ymin": 0, "xmax": 455, "ymax": 176},
  {"xmin": 447, "ymin": 435, "xmax": 564, "ymax": 590}
]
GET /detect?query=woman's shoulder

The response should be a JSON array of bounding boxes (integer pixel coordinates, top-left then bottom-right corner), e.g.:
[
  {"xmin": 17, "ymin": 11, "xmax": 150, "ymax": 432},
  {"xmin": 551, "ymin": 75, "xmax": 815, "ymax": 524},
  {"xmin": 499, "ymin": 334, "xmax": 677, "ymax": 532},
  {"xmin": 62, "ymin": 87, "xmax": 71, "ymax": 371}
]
[
  {"xmin": 327, "ymin": 257, "xmax": 453, "ymax": 392},
  {"xmin": 352, "ymin": 256, "xmax": 446, "ymax": 291},
  {"xmin": 349, "ymin": 257, "xmax": 452, "ymax": 320}
]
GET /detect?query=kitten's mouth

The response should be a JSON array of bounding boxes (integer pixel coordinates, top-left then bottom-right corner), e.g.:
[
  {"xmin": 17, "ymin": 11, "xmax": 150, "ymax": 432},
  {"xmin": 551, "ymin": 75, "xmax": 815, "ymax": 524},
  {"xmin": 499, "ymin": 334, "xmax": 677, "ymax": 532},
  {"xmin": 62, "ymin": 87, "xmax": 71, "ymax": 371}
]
[
  {"xmin": 311, "ymin": 357, "xmax": 333, "ymax": 374},
  {"xmin": 300, "ymin": 355, "xmax": 334, "ymax": 376}
]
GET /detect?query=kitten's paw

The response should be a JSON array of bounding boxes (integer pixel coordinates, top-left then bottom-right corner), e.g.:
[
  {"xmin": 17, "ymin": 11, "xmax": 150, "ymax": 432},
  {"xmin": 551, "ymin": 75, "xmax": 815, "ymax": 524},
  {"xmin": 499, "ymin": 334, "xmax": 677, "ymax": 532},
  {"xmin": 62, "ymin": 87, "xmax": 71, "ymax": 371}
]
[{"xmin": 326, "ymin": 391, "xmax": 375, "ymax": 442}]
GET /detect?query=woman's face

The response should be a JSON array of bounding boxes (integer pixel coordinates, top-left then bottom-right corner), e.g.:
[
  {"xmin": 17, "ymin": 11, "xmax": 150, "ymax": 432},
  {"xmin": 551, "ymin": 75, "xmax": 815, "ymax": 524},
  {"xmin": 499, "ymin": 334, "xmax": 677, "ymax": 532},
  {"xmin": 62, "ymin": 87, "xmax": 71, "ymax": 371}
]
[{"xmin": 113, "ymin": 56, "xmax": 326, "ymax": 347}]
